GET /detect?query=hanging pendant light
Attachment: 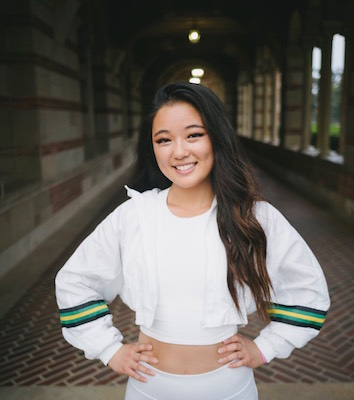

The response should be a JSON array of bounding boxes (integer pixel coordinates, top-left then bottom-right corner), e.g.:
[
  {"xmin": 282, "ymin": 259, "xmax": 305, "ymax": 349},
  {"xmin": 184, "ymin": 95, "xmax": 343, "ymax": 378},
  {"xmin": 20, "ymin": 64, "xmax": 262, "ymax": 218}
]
[{"xmin": 188, "ymin": 29, "xmax": 201, "ymax": 43}]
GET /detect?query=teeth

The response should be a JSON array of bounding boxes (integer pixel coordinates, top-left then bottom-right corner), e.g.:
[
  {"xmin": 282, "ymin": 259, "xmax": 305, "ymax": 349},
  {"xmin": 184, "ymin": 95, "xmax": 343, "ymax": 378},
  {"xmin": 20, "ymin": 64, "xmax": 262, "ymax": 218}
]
[{"xmin": 175, "ymin": 163, "xmax": 195, "ymax": 171}]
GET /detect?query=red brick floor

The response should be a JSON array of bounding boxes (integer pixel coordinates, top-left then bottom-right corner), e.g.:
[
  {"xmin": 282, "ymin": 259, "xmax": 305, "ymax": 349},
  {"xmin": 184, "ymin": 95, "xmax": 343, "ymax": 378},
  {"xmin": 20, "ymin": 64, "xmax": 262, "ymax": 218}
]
[{"xmin": 0, "ymin": 170, "xmax": 353, "ymax": 386}]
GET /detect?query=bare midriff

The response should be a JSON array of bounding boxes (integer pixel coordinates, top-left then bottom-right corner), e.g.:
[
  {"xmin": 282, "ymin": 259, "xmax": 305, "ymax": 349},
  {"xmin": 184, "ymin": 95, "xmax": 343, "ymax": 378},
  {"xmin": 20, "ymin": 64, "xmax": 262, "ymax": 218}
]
[{"xmin": 138, "ymin": 331, "xmax": 234, "ymax": 374}]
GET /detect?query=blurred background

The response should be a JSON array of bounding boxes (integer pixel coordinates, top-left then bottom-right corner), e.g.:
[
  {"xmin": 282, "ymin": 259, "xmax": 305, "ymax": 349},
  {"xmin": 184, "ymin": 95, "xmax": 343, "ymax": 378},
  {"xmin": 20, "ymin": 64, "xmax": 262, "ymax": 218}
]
[{"xmin": 0, "ymin": 0, "xmax": 353, "ymax": 399}]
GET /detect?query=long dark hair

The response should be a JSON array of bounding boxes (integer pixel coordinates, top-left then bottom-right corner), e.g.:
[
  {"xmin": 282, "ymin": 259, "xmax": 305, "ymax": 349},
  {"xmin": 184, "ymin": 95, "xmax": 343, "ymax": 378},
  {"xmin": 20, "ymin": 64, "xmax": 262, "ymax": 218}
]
[{"xmin": 131, "ymin": 82, "xmax": 272, "ymax": 321}]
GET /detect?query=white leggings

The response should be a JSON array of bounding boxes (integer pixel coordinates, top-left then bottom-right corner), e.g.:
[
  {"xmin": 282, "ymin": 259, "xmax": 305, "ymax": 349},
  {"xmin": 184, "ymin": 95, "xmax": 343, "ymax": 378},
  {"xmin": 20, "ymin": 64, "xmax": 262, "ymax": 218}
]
[{"xmin": 125, "ymin": 362, "xmax": 258, "ymax": 400}]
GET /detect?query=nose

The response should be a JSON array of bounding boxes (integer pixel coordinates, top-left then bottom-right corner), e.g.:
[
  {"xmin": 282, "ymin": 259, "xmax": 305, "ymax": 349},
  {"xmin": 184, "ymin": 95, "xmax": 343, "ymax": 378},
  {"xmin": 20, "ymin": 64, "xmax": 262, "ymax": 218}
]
[{"xmin": 173, "ymin": 139, "xmax": 190, "ymax": 159}]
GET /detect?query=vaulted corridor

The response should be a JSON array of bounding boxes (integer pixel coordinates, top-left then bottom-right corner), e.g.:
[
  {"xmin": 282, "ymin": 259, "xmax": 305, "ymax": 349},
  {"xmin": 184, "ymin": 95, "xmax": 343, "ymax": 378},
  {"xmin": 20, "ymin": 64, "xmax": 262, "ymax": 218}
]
[{"xmin": 0, "ymin": 0, "xmax": 354, "ymax": 398}]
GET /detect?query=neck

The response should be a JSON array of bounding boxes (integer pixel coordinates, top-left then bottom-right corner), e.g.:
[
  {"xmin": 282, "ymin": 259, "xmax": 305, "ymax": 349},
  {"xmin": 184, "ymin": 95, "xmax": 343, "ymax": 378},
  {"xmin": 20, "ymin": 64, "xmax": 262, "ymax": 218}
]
[{"xmin": 167, "ymin": 180, "xmax": 214, "ymax": 217}]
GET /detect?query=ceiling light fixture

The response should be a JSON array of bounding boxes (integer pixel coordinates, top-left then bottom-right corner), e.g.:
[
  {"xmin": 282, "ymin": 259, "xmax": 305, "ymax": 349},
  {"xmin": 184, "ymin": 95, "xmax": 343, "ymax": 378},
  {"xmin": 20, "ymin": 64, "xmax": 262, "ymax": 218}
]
[
  {"xmin": 189, "ymin": 77, "xmax": 201, "ymax": 84},
  {"xmin": 188, "ymin": 29, "xmax": 201, "ymax": 44},
  {"xmin": 191, "ymin": 68, "xmax": 204, "ymax": 78}
]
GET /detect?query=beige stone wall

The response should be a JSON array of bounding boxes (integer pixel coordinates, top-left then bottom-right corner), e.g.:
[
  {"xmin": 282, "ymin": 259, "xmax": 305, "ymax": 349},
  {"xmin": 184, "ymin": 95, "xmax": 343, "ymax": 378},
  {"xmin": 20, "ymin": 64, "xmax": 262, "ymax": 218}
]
[
  {"xmin": 0, "ymin": 0, "xmax": 137, "ymax": 277},
  {"xmin": 0, "ymin": 0, "xmax": 84, "ymax": 182},
  {"xmin": 0, "ymin": 146, "xmax": 135, "ymax": 278}
]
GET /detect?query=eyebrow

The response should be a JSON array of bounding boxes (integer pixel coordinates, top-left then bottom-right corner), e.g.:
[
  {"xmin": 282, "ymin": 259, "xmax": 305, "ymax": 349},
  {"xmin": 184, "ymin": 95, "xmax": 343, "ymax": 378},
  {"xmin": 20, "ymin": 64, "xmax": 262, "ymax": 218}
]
[
  {"xmin": 185, "ymin": 124, "xmax": 205, "ymax": 130},
  {"xmin": 153, "ymin": 124, "xmax": 205, "ymax": 137},
  {"xmin": 153, "ymin": 129, "xmax": 169, "ymax": 137}
]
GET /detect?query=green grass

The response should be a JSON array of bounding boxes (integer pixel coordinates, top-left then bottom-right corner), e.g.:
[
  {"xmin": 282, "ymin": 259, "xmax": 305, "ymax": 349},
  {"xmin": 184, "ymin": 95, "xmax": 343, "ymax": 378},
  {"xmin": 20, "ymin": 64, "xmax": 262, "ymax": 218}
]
[{"xmin": 311, "ymin": 122, "xmax": 340, "ymax": 137}]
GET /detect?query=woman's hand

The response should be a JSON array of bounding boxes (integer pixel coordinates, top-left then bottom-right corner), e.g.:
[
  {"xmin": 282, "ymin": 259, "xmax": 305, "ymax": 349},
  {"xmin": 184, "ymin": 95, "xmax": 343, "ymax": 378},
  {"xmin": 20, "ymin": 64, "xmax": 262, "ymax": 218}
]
[
  {"xmin": 217, "ymin": 333, "xmax": 264, "ymax": 369},
  {"xmin": 108, "ymin": 343, "xmax": 159, "ymax": 382}
]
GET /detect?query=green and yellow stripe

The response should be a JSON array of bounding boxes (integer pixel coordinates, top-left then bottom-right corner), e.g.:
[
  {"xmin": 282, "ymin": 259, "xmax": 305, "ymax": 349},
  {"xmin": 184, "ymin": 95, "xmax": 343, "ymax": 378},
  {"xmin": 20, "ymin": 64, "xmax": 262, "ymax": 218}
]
[
  {"xmin": 59, "ymin": 300, "xmax": 110, "ymax": 328},
  {"xmin": 267, "ymin": 303, "xmax": 327, "ymax": 330}
]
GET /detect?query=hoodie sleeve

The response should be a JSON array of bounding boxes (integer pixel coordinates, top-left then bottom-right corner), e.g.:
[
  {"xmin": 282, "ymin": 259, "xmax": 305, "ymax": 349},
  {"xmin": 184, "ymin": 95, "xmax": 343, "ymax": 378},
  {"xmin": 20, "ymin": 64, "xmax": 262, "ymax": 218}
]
[
  {"xmin": 253, "ymin": 202, "xmax": 330, "ymax": 363},
  {"xmin": 55, "ymin": 200, "xmax": 129, "ymax": 365}
]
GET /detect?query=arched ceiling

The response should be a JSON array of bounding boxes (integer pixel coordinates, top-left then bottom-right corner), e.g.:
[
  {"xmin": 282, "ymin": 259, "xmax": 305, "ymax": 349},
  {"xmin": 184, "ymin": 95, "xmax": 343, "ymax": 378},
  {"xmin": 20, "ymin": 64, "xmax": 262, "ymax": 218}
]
[
  {"xmin": 106, "ymin": 0, "xmax": 307, "ymax": 72},
  {"xmin": 103, "ymin": 0, "xmax": 309, "ymax": 115}
]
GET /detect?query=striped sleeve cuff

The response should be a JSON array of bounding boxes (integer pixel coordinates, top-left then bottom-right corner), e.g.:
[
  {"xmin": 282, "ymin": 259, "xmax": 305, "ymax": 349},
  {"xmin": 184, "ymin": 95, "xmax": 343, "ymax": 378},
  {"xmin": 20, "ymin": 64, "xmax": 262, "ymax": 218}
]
[
  {"xmin": 59, "ymin": 300, "xmax": 111, "ymax": 328},
  {"xmin": 267, "ymin": 303, "xmax": 327, "ymax": 330}
]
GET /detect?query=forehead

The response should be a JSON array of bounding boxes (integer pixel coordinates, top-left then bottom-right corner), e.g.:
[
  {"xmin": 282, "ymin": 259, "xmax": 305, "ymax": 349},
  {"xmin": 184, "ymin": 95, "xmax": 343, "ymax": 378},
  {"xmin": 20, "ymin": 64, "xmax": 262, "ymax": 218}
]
[{"xmin": 153, "ymin": 102, "xmax": 202, "ymax": 125}]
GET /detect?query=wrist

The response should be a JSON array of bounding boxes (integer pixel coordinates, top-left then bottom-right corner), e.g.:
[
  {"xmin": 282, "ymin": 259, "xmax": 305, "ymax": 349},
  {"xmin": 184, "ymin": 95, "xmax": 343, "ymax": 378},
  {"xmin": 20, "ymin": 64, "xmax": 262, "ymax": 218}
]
[
  {"xmin": 253, "ymin": 336, "xmax": 276, "ymax": 363},
  {"xmin": 100, "ymin": 341, "xmax": 123, "ymax": 366},
  {"xmin": 259, "ymin": 350, "xmax": 267, "ymax": 364}
]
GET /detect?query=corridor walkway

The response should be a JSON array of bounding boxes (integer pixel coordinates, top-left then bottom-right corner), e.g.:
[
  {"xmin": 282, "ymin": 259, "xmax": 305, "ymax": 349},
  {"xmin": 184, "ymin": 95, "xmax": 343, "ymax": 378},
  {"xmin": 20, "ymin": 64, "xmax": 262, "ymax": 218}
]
[{"xmin": 0, "ymin": 168, "xmax": 353, "ymax": 399}]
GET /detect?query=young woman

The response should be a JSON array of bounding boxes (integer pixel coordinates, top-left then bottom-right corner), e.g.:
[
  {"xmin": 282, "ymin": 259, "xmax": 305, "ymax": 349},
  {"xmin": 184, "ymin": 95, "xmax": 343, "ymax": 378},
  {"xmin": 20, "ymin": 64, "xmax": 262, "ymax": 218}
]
[{"xmin": 56, "ymin": 82, "xmax": 330, "ymax": 400}]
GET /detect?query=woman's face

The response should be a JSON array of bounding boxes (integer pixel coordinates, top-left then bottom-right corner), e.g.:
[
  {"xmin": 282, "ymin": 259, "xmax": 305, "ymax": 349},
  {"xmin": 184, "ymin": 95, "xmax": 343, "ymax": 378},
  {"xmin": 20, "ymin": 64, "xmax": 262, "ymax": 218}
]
[{"xmin": 152, "ymin": 101, "xmax": 214, "ymax": 191}]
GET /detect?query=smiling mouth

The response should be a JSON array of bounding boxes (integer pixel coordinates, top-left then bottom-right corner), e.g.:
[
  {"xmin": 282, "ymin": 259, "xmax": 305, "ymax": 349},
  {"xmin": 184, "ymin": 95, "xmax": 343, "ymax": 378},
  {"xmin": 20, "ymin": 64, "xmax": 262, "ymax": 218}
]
[{"xmin": 174, "ymin": 162, "xmax": 197, "ymax": 171}]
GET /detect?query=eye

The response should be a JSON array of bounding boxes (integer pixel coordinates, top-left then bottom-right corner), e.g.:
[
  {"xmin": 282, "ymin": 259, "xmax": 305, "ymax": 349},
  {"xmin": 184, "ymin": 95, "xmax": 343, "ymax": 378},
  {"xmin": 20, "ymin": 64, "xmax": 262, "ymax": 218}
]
[
  {"xmin": 188, "ymin": 133, "xmax": 204, "ymax": 139},
  {"xmin": 155, "ymin": 137, "xmax": 171, "ymax": 144}
]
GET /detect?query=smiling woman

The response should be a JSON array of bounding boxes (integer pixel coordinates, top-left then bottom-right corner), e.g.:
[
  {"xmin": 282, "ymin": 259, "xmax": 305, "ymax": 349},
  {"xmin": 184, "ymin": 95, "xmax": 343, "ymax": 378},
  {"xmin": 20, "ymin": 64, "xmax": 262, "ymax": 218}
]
[
  {"xmin": 56, "ymin": 82, "xmax": 330, "ymax": 400},
  {"xmin": 152, "ymin": 102, "xmax": 214, "ymax": 215}
]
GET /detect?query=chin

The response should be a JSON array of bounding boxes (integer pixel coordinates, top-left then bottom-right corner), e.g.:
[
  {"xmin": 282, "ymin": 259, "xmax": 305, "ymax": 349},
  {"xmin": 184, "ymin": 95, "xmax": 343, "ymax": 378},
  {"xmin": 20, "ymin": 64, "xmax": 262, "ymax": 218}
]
[{"xmin": 172, "ymin": 178, "xmax": 209, "ymax": 190}]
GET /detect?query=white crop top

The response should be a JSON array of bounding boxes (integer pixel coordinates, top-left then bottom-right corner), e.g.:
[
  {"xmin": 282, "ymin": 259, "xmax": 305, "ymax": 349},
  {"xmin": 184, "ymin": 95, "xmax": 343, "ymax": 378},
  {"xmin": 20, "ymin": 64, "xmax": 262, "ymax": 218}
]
[{"xmin": 140, "ymin": 188, "xmax": 237, "ymax": 345}]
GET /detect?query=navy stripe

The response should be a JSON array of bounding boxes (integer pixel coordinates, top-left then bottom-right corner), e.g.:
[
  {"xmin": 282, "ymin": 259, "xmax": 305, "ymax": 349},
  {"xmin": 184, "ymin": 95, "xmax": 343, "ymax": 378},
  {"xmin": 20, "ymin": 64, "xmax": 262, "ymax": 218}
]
[
  {"xmin": 270, "ymin": 316, "xmax": 322, "ymax": 330},
  {"xmin": 59, "ymin": 299, "xmax": 106, "ymax": 313},
  {"xmin": 270, "ymin": 303, "xmax": 327, "ymax": 316}
]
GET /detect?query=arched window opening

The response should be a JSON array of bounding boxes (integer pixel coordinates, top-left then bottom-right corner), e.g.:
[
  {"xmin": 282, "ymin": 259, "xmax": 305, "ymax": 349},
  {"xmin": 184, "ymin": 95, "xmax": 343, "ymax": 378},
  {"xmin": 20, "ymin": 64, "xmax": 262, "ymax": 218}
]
[
  {"xmin": 330, "ymin": 33, "xmax": 345, "ymax": 154},
  {"xmin": 311, "ymin": 47, "xmax": 321, "ymax": 149},
  {"xmin": 237, "ymin": 83, "xmax": 253, "ymax": 138},
  {"xmin": 166, "ymin": 65, "xmax": 225, "ymax": 103}
]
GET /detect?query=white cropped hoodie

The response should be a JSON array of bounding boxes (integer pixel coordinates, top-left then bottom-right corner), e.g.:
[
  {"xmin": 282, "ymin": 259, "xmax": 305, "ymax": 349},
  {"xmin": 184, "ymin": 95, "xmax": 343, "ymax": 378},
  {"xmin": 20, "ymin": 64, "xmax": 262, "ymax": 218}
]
[{"xmin": 55, "ymin": 186, "xmax": 330, "ymax": 366}]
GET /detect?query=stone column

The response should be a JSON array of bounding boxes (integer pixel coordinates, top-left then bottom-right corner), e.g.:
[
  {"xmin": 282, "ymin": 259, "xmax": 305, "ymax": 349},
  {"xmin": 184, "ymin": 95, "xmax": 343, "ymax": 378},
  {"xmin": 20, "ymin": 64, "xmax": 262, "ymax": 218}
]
[
  {"xmin": 270, "ymin": 69, "xmax": 281, "ymax": 145},
  {"xmin": 317, "ymin": 34, "xmax": 333, "ymax": 157},
  {"xmin": 301, "ymin": 45, "xmax": 313, "ymax": 150},
  {"xmin": 262, "ymin": 71, "xmax": 272, "ymax": 142},
  {"xmin": 338, "ymin": 34, "xmax": 349, "ymax": 157},
  {"xmin": 253, "ymin": 70, "xmax": 264, "ymax": 140},
  {"xmin": 246, "ymin": 83, "xmax": 253, "ymax": 138},
  {"xmin": 343, "ymin": 32, "xmax": 354, "ymax": 170},
  {"xmin": 283, "ymin": 45, "xmax": 305, "ymax": 149},
  {"xmin": 237, "ymin": 71, "xmax": 253, "ymax": 138}
]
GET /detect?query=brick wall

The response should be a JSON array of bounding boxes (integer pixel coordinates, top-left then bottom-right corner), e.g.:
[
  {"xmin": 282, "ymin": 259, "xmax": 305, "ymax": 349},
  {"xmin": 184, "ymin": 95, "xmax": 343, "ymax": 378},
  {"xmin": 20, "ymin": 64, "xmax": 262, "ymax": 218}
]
[
  {"xmin": 0, "ymin": 0, "xmax": 84, "ymax": 183},
  {"xmin": 50, "ymin": 174, "xmax": 83, "ymax": 213},
  {"xmin": 0, "ymin": 148, "xmax": 135, "ymax": 278}
]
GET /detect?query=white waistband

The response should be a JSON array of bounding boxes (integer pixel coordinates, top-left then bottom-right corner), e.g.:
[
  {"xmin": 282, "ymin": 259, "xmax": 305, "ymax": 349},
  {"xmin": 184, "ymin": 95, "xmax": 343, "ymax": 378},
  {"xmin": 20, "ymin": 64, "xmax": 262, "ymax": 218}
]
[{"xmin": 126, "ymin": 362, "xmax": 258, "ymax": 400}]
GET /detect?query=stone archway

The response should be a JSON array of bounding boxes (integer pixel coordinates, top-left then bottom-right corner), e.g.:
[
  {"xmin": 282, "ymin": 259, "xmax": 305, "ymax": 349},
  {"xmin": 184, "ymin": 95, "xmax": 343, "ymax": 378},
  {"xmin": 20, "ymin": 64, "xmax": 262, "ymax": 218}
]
[{"xmin": 157, "ymin": 61, "xmax": 226, "ymax": 103}]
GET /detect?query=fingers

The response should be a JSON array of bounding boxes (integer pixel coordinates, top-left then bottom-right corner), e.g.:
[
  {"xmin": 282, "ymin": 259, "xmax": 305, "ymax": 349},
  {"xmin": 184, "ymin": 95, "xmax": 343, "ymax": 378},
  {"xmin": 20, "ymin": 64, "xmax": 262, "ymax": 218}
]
[
  {"xmin": 217, "ymin": 334, "xmax": 248, "ymax": 367},
  {"xmin": 228, "ymin": 359, "xmax": 246, "ymax": 368},
  {"xmin": 138, "ymin": 353, "xmax": 159, "ymax": 364},
  {"xmin": 218, "ymin": 341, "xmax": 242, "ymax": 354},
  {"xmin": 218, "ymin": 350, "xmax": 243, "ymax": 365},
  {"xmin": 125, "ymin": 360, "xmax": 156, "ymax": 383},
  {"xmin": 128, "ymin": 367, "xmax": 149, "ymax": 383},
  {"xmin": 108, "ymin": 342, "xmax": 159, "ymax": 383},
  {"xmin": 133, "ymin": 343, "xmax": 158, "ymax": 366},
  {"xmin": 222, "ymin": 334, "xmax": 242, "ymax": 345},
  {"xmin": 136, "ymin": 343, "xmax": 153, "ymax": 352},
  {"xmin": 218, "ymin": 334, "xmax": 264, "ymax": 369},
  {"xmin": 218, "ymin": 334, "xmax": 244, "ymax": 356},
  {"xmin": 129, "ymin": 343, "xmax": 158, "ymax": 381},
  {"xmin": 133, "ymin": 361, "xmax": 157, "ymax": 381}
]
